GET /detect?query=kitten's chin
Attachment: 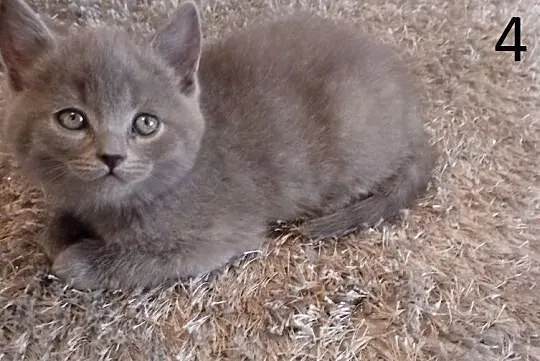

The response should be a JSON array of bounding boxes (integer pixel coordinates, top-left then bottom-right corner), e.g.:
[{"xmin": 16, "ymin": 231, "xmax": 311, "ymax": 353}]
[
  {"xmin": 94, "ymin": 175, "xmax": 142, "ymax": 200},
  {"xmin": 43, "ymin": 174, "xmax": 138, "ymax": 209}
]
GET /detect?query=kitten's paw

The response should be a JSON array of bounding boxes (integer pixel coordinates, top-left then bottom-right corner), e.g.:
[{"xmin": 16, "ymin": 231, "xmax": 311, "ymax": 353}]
[{"xmin": 52, "ymin": 241, "xmax": 103, "ymax": 290}]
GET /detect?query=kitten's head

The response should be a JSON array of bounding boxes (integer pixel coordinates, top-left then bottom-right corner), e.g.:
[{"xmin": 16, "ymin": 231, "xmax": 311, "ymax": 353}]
[{"xmin": 0, "ymin": 0, "xmax": 205, "ymax": 208}]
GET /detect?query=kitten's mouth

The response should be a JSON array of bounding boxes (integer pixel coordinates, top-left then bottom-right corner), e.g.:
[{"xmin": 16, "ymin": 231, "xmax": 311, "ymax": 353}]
[{"xmin": 104, "ymin": 172, "xmax": 125, "ymax": 182}]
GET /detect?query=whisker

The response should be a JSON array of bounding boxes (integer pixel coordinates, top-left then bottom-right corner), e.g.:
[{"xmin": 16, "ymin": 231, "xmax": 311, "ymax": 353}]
[{"xmin": 41, "ymin": 163, "xmax": 70, "ymax": 182}]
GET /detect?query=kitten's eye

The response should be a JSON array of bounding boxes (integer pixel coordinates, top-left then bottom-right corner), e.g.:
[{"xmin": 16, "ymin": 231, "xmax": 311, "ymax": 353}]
[
  {"xmin": 133, "ymin": 113, "xmax": 160, "ymax": 136},
  {"xmin": 56, "ymin": 109, "xmax": 87, "ymax": 130}
]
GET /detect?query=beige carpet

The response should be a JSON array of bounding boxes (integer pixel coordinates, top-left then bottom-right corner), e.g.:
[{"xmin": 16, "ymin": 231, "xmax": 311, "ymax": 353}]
[{"xmin": 1, "ymin": 0, "xmax": 539, "ymax": 360}]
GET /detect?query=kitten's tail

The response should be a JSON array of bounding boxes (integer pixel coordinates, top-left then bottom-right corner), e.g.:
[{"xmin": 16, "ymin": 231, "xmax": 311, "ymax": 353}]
[{"xmin": 300, "ymin": 144, "xmax": 436, "ymax": 239}]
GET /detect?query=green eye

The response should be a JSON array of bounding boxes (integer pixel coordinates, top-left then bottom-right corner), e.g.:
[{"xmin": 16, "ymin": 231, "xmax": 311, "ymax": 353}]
[
  {"xmin": 133, "ymin": 113, "xmax": 160, "ymax": 136},
  {"xmin": 56, "ymin": 109, "xmax": 87, "ymax": 130}
]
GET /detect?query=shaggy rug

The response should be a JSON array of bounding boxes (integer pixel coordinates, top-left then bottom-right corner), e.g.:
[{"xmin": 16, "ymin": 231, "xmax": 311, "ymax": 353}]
[{"xmin": 1, "ymin": 0, "xmax": 538, "ymax": 360}]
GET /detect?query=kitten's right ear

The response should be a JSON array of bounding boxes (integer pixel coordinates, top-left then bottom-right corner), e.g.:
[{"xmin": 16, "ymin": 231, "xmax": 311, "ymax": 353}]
[
  {"xmin": 0, "ymin": 0, "xmax": 55, "ymax": 91},
  {"xmin": 151, "ymin": 1, "xmax": 202, "ymax": 95}
]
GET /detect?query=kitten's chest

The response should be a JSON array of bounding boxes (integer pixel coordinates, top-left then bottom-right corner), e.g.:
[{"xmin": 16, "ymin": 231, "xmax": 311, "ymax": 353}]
[
  {"xmin": 80, "ymin": 207, "xmax": 146, "ymax": 241},
  {"xmin": 81, "ymin": 201, "xmax": 192, "ymax": 243}
]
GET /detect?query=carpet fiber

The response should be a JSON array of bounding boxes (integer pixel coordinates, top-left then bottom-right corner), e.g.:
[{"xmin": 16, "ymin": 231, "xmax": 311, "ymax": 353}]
[{"xmin": 1, "ymin": 0, "xmax": 539, "ymax": 360}]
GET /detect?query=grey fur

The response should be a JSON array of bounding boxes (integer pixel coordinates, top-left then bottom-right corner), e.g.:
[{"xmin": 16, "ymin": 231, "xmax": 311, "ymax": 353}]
[{"xmin": 0, "ymin": 0, "xmax": 436, "ymax": 290}]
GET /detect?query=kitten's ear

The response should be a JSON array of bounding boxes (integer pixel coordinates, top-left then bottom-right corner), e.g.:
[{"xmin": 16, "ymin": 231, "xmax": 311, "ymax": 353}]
[
  {"xmin": 0, "ymin": 0, "xmax": 56, "ymax": 91},
  {"xmin": 151, "ymin": 1, "xmax": 202, "ymax": 95}
]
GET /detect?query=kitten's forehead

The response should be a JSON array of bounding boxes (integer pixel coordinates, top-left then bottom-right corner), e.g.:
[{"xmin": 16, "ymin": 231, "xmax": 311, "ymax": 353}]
[{"xmin": 45, "ymin": 29, "xmax": 169, "ymax": 116}]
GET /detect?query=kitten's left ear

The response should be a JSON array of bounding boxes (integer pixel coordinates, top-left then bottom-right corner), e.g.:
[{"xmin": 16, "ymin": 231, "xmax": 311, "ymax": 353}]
[
  {"xmin": 0, "ymin": 0, "xmax": 56, "ymax": 91},
  {"xmin": 152, "ymin": 1, "xmax": 202, "ymax": 95}
]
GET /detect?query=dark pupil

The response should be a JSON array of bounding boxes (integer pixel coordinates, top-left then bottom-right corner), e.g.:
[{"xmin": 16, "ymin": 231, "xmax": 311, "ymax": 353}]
[
  {"xmin": 142, "ymin": 117, "xmax": 153, "ymax": 130},
  {"xmin": 68, "ymin": 113, "xmax": 78, "ymax": 123}
]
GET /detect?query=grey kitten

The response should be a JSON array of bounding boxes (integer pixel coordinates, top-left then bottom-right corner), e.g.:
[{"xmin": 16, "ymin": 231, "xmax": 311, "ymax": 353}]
[{"xmin": 0, "ymin": 0, "xmax": 436, "ymax": 290}]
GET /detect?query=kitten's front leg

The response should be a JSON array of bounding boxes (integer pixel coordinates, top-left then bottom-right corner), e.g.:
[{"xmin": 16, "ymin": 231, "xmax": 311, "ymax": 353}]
[
  {"xmin": 40, "ymin": 212, "xmax": 96, "ymax": 259},
  {"xmin": 51, "ymin": 234, "xmax": 260, "ymax": 290},
  {"xmin": 51, "ymin": 239, "xmax": 110, "ymax": 289}
]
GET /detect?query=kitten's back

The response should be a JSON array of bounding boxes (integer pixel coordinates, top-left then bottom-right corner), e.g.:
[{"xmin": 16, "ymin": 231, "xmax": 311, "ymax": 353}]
[{"xmin": 198, "ymin": 16, "xmax": 433, "ymax": 228}]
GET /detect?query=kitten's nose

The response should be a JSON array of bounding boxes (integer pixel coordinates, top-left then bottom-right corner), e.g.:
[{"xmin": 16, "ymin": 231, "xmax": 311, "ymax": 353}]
[{"xmin": 98, "ymin": 153, "xmax": 125, "ymax": 170}]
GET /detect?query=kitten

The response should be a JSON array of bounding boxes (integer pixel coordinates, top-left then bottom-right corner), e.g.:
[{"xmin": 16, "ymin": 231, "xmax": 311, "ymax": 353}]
[{"xmin": 0, "ymin": 0, "xmax": 436, "ymax": 290}]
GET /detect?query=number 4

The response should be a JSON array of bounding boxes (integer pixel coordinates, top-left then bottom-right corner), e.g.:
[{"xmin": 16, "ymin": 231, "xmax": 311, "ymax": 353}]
[{"xmin": 495, "ymin": 17, "xmax": 527, "ymax": 61}]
